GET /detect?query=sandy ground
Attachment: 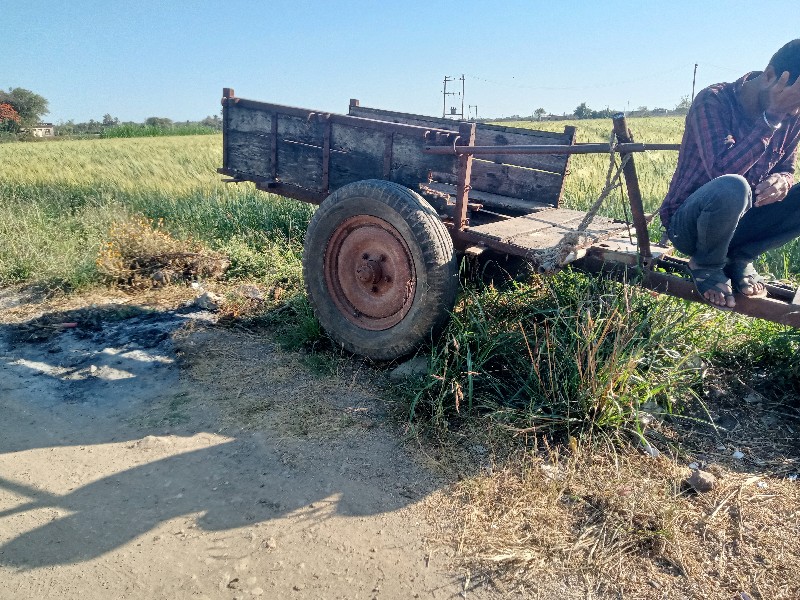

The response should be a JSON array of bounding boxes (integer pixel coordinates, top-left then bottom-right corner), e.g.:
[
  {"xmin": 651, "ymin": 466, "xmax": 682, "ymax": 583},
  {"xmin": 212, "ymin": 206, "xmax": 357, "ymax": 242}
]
[{"xmin": 0, "ymin": 290, "xmax": 489, "ymax": 600}]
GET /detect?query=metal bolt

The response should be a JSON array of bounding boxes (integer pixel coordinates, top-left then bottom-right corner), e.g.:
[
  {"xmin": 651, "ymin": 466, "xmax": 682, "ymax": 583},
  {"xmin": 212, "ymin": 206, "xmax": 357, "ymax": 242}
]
[
  {"xmin": 379, "ymin": 255, "xmax": 386, "ymax": 262},
  {"xmin": 362, "ymin": 253, "xmax": 369, "ymax": 260},
  {"xmin": 385, "ymin": 276, "xmax": 392, "ymax": 283}
]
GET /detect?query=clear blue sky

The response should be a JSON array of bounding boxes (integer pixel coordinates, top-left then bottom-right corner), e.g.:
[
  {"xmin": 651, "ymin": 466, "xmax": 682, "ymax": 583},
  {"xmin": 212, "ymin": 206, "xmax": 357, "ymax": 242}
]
[{"xmin": 2, "ymin": 1, "xmax": 798, "ymax": 123}]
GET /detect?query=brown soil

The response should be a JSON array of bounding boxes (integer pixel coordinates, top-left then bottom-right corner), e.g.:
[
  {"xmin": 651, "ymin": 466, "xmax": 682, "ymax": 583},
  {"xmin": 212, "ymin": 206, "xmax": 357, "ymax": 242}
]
[{"xmin": 0, "ymin": 287, "xmax": 494, "ymax": 600}]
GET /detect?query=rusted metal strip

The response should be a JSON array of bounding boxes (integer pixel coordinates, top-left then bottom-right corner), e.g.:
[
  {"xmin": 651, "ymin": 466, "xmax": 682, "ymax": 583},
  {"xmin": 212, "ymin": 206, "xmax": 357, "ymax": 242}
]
[
  {"xmin": 612, "ymin": 114, "xmax": 652, "ymax": 267},
  {"xmin": 383, "ymin": 132, "xmax": 394, "ymax": 178},
  {"xmin": 255, "ymin": 181, "xmax": 326, "ymax": 204},
  {"xmin": 455, "ymin": 122, "xmax": 476, "ymax": 232},
  {"xmin": 221, "ymin": 88, "xmax": 234, "ymax": 170},
  {"xmin": 322, "ymin": 116, "xmax": 331, "ymax": 195},
  {"xmin": 423, "ymin": 142, "xmax": 681, "ymax": 156},
  {"xmin": 578, "ymin": 254, "xmax": 800, "ymax": 327}
]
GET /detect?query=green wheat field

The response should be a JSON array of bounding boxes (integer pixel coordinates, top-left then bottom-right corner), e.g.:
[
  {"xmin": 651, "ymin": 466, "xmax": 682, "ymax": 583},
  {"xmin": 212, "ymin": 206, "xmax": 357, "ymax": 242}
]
[{"xmin": 2, "ymin": 119, "xmax": 799, "ymax": 430}]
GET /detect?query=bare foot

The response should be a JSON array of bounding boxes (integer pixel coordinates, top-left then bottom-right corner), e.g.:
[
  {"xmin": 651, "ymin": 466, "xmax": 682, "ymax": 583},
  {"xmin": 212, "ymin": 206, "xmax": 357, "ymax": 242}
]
[{"xmin": 688, "ymin": 259, "xmax": 735, "ymax": 308}]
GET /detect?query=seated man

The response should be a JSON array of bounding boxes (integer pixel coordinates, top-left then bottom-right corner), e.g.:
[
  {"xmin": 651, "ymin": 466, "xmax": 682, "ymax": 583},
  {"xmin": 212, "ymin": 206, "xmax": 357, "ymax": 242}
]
[{"xmin": 660, "ymin": 39, "xmax": 800, "ymax": 308}]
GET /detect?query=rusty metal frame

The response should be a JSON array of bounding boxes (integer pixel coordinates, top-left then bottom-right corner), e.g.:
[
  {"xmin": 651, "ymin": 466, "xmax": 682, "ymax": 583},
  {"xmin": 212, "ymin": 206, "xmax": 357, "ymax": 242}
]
[
  {"xmin": 612, "ymin": 114, "xmax": 652, "ymax": 267},
  {"xmin": 220, "ymin": 90, "xmax": 800, "ymax": 327},
  {"xmin": 578, "ymin": 252, "xmax": 800, "ymax": 327},
  {"xmin": 454, "ymin": 122, "xmax": 476, "ymax": 232}
]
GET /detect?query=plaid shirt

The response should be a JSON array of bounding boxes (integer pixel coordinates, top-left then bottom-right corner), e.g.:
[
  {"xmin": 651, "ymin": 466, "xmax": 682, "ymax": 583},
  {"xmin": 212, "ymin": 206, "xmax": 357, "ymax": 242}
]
[{"xmin": 660, "ymin": 72, "xmax": 800, "ymax": 229}]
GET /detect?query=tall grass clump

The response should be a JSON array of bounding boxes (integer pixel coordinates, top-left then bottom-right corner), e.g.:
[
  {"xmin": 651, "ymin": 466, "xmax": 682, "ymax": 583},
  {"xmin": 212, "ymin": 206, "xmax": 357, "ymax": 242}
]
[{"xmin": 411, "ymin": 270, "xmax": 711, "ymax": 435}]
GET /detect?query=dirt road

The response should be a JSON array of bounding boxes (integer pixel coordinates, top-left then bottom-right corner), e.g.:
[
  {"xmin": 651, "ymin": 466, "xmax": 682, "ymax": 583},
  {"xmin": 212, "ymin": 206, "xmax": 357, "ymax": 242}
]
[{"xmin": 0, "ymin": 290, "xmax": 481, "ymax": 599}]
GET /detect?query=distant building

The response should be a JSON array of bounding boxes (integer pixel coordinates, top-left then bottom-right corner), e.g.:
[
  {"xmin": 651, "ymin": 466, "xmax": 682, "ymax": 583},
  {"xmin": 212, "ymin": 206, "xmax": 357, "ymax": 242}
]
[{"xmin": 31, "ymin": 123, "xmax": 55, "ymax": 137}]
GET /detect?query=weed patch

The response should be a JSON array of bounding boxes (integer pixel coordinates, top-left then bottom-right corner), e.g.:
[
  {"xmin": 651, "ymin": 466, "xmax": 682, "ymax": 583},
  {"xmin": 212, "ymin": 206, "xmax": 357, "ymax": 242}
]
[{"xmin": 409, "ymin": 271, "xmax": 706, "ymax": 437}]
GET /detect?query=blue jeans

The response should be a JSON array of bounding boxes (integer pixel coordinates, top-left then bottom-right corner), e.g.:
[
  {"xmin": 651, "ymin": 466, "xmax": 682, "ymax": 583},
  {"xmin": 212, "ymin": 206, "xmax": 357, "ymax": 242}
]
[{"xmin": 668, "ymin": 174, "xmax": 800, "ymax": 270}]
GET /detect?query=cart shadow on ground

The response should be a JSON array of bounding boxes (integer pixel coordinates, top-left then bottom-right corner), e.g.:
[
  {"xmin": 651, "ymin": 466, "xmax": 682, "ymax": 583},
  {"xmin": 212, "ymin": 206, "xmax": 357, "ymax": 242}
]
[{"xmin": 0, "ymin": 302, "xmax": 440, "ymax": 570}]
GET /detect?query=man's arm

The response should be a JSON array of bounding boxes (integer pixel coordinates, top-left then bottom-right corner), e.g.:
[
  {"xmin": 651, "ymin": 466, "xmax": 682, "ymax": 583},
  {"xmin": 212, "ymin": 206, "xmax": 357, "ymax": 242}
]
[
  {"xmin": 691, "ymin": 88, "xmax": 780, "ymax": 179},
  {"xmin": 753, "ymin": 124, "xmax": 799, "ymax": 206}
]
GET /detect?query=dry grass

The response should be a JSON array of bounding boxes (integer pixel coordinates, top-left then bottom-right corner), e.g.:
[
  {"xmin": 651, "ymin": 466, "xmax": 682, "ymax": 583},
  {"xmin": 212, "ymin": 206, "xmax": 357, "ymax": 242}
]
[
  {"xmin": 425, "ymin": 423, "xmax": 800, "ymax": 599},
  {"xmin": 96, "ymin": 217, "xmax": 230, "ymax": 288}
]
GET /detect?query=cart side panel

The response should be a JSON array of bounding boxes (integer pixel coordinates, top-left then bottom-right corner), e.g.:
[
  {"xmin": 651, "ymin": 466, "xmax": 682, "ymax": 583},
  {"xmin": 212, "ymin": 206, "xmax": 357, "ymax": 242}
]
[
  {"xmin": 429, "ymin": 160, "xmax": 565, "ymax": 204},
  {"xmin": 349, "ymin": 104, "xmax": 574, "ymax": 175},
  {"xmin": 225, "ymin": 104, "xmax": 275, "ymax": 180},
  {"xmin": 328, "ymin": 124, "xmax": 385, "ymax": 190},
  {"xmin": 391, "ymin": 132, "xmax": 458, "ymax": 189},
  {"xmin": 223, "ymin": 94, "xmax": 461, "ymax": 202}
]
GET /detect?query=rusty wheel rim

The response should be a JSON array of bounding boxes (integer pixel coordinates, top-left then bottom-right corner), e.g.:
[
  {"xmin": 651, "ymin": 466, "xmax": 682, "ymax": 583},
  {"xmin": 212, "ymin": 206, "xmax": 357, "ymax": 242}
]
[{"xmin": 324, "ymin": 215, "xmax": 416, "ymax": 331}]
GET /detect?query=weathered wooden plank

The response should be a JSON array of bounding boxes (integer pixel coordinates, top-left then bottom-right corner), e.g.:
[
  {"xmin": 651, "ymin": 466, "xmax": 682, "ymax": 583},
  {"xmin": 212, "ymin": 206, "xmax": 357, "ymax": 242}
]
[
  {"xmin": 228, "ymin": 105, "xmax": 274, "ymax": 134},
  {"xmin": 471, "ymin": 160, "xmax": 565, "ymax": 205},
  {"xmin": 277, "ymin": 114, "xmax": 326, "ymax": 145},
  {"xmin": 472, "ymin": 129, "xmax": 574, "ymax": 174},
  {"xmin": 328, "ymin": 123, "xmax": 386, "ymax": 190},
  {"xmin": 468, "ymin": 211, "xmax": 627, "ymax": 246},
  {"xmin": 226, "ymin": 130, "xmax": 271, "ymax": 177},
  {"xmin": 349, "ymin": 105, "xmax": 568, "ymax": 141},
  {"xmin": 419, "ymin": 181, "xmax": 552, "ymax": 213},
  {"xmin": 277, "ymin": 140, "xmax": 323, "ymax": 190},
  {"xmin": 470, "ymin": 216, "xmax": 555, "ymax": 240},
  {"xmin": 432, "ymin": 159, "xmax": 564, "ymax": 206},
  {"xmin": 349, "ymin": 104, "xmax": 575, "ymax": 173},
  {"xmin": 390, "ymin": 133, "xmax": 458, "ymax": 189}
]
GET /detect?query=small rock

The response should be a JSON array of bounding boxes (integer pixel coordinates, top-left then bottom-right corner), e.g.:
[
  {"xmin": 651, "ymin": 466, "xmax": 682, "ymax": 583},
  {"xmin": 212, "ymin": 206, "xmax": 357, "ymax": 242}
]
[
  {"xmin": 90, "ymin": 364, "xmax": 98, "ymax": 374},
  {"xmin": 757, "ymin": 481, "xmax": 768, "ymax": 489},
  {"xmin": 293, "ymin": 584, "xmax": 305, "ymax": 591},
  {"xmin": 152, "ymin": 269, "xmax": 177, "ymax": 286},
  {"xmin": 194, "ymin": 291, "xmax": 223, "ymax": 311},
  {"xmin": 788, "ymin": 474, "xmax": 798, "ymax": 482},
  {"xmin": 389, "ymin": 356, "xmax": 429, "ymax": 381},
  {"xmin": 732, "ymin": 450, "xmax": 745, "ymax": 460},
  {"xmin": 687, "ymin": 469, "xmax": 716, "ymax": 493},
  {"xmin": 265, "ymin": 537, "xmax": 277, "ymax": 549},
  {"xmin": 688, "ymin": 462, "xmax": 700, "ymax": 470},
  {"xmin": 227, "ymin": 578, "xmax": 240, "ymax": 589},
  {"xmin": 640, "ymin": 441, "xmax": 660, "ymax": 458},
  {"xmin": 237, "ymin": 285, "xmax": 264, "ymax": 301},
  {"xmin": 251, "ymin": 588, "xmax": 264, "ymax": 596}
]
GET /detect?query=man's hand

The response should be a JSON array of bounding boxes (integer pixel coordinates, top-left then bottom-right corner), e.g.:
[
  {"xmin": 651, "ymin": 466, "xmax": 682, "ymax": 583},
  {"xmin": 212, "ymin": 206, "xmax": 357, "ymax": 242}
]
[
  {"xmin": 754, "ymin": 173, "xmax": 791, "ymax": 207},
  {"xmin": 764, "ymin": 70, "xmax": 800, "ymax": 121}
]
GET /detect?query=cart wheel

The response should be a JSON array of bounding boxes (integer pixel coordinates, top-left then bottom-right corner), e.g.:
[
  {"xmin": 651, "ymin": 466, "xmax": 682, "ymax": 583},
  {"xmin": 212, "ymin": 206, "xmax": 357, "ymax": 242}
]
[{"xmin": 303, "ymin": 179, "xmax": 458, "ymax": 360}]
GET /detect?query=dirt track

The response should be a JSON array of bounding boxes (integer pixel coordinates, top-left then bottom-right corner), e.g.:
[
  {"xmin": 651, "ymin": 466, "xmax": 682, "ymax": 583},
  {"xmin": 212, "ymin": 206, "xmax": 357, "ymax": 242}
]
[{"xmin": 0, "ymin": 290, "xmax": 485, "ymax": 599}]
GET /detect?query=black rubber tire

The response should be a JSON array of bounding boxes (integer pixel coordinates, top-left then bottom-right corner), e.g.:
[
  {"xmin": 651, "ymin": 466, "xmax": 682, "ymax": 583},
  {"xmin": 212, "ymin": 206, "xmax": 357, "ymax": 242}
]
[{"xmin": 303, "ymin": 179, "xmax": 458, "ymax": 361}]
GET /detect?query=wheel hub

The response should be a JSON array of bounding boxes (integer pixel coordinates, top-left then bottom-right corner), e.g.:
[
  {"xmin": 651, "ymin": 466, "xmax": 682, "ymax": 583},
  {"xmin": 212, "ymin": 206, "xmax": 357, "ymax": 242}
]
[{"xmin": 324, "ymin": 215, "xmax": 415, "ymax": 331}]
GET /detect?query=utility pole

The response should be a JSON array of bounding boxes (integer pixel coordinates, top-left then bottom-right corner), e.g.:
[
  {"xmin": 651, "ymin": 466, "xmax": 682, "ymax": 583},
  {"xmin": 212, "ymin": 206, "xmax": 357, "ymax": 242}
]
[
  {"xmin": 691, "ymin": 63, "xmax": 698, "ymax": 101},
  {"xmin": 460, "ymin": 74, "xmax": 465, "ymax": 121},
  {"xmin": 442, "ymin": 75, "xmax": 466, "ymax": 120}
]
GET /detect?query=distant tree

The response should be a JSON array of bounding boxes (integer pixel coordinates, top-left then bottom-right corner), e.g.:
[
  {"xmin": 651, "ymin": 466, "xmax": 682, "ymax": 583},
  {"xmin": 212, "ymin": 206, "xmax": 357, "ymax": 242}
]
[
  {"xmin": 534, "ymin": 107, "xmax": 546, "ymax": 121},
  {"xmin": 574, "ymin": 102, "xmax": 593, "ymax": 119},
  {"xmin": 0, "ymin": 103, "xmax": 21, "ymax": 132},
  {"xmin": 200, "ymin": 114, "xmax": 222, "ymax": 130},
  {"xmin": 0, "ymin": 88, "xmax": 49, "ymax": 127},
  {"xmin": 102, "ymin": 113, "xmax": 119, "ymax": 127},
  {"xmin": 636, "ymin": 105, "xmax": 648, "ymax": 113},
  {"xmin": 57, "ymin": 120, "xmax": 75, "ymax": 136},
  {"xmin": 675, "ymin": 95, "xmax": 692, "ymax": 114},
  {"xmin": 145, "ymin": 117, "xmax": 173, "ymax": 128}
]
